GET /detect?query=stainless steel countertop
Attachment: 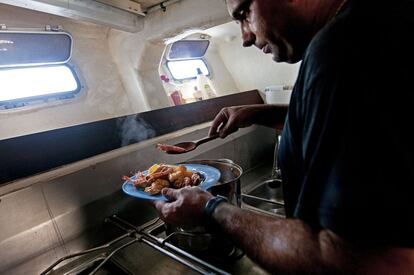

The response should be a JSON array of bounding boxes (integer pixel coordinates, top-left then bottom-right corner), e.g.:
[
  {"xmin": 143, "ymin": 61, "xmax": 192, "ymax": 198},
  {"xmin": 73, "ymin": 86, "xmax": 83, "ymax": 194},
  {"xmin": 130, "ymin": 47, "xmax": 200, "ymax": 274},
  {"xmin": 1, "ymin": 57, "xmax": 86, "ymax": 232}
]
[
  {"xmin": 3, "ymin": 162, "xmax": 276, "ymax": 275},
  {"xmin": 41, "ymin": 163, "xmax": 275, "ymax": 275},
  {"xmin": 108, "ymin": 239, "xmax": 270, "ymax": 275}
]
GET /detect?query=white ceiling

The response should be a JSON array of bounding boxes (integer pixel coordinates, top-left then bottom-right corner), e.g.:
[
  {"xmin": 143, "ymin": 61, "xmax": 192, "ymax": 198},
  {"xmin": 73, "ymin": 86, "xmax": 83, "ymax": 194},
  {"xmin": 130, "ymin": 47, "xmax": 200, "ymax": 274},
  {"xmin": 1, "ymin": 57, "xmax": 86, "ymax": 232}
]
[
  {"xmin": 97, "ymin": 0, "xmax": 169, "ymax": 12},
  {"xmin": 0, "ymin": 0, "xmax": 176, "ymax": 32}
]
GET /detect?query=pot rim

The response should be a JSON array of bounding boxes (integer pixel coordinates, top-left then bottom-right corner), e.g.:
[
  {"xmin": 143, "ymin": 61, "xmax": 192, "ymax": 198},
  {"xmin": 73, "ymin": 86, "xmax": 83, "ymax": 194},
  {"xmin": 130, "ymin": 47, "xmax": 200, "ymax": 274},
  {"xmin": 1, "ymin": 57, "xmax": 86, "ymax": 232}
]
[{"xmin": 179, "ymin": 158, "xmax": 243, "ymax": 185}]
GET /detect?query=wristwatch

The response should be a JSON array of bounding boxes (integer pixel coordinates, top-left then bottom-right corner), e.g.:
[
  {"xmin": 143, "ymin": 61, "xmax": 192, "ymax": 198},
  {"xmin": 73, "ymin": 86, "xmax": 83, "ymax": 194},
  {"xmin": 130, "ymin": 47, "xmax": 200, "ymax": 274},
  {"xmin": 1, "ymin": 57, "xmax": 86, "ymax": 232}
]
[{"xmin": 203, "ymin": 195, "xmax": 228, "ymax": 219}]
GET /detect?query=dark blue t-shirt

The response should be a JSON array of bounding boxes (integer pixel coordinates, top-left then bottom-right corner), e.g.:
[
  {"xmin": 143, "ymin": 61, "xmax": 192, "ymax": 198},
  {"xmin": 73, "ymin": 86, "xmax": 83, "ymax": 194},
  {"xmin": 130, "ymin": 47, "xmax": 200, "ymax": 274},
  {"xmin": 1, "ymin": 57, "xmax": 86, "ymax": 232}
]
[{"xmin": 279, "ymin": 0, "xmax": 414, "ymax": 246}]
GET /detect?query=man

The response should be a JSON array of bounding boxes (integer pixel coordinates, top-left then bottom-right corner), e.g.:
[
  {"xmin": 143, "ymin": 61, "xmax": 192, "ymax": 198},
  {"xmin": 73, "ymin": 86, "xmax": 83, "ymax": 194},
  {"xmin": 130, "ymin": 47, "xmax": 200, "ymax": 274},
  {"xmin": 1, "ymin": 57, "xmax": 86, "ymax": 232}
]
[{"xmin": 155, "ymin": 0, "xmax": 414, "ymax": 273}]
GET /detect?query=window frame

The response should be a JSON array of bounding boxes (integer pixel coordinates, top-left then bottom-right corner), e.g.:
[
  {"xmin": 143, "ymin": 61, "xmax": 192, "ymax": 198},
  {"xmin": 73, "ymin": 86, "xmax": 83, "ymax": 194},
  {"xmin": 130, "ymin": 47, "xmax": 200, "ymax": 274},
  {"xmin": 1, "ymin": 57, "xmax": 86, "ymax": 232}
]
[
  {"xmin": 0, "ymin": 27, "xmax": 84, "ymax": 111},
  {"xmin": 0, "ymin": 29, "xmax": 73, "ymax": 68},
  {"xmin": 166, "ymin": 39, "xmax": 210, "ymax": 61}
]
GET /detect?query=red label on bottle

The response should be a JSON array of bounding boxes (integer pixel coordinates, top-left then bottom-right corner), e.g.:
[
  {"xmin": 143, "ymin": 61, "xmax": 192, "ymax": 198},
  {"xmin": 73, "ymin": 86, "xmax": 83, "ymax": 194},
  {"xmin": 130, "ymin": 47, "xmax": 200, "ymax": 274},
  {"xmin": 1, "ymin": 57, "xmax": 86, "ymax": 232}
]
[{"xmin": 170, "ymin": 91, "xmax": 183, "ymax": 105}]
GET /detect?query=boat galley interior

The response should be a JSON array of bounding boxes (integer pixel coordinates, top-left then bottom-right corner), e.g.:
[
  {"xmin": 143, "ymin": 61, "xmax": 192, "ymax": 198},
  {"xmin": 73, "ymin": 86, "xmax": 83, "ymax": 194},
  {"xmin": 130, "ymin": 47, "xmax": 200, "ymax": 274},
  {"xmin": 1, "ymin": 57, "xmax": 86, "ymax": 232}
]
[{"xmin": 0, "ymin": 0, "xmax": 300, "ymax": 274}]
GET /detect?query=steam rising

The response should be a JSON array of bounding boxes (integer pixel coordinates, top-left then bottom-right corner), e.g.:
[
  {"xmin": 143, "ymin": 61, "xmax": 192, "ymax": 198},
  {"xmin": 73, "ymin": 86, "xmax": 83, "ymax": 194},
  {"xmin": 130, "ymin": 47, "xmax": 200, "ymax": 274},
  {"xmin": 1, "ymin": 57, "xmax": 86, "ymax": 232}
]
[{"xmin": 118, "ymin": 116, "xmax": 156, "ymax": 147}]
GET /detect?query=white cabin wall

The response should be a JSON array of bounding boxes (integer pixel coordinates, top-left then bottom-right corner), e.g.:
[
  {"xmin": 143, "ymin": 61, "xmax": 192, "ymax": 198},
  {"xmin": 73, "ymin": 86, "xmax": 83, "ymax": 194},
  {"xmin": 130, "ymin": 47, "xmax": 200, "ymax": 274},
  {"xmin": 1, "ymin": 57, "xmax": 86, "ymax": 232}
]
[
  {"xmin": 105, "ymin": 30, "xmax": 152, "ymax": 113},
  {"xmin": 0, "ymin": 4, "xmax": 136, "ymax": 140},
  {"xmin": 107, "ymin": 0, "xmax": 232, "ymax": 110},
  {"xmin": 204, "ymin": 49, "xmax": 239, "ymax": 96},
  {"xmin": 217, "ymin": 26, "xmax": 301, "ymax": 92},
  {"xmin": 0, "ymin": 0, "xmax": 233, "ymax": 140}
]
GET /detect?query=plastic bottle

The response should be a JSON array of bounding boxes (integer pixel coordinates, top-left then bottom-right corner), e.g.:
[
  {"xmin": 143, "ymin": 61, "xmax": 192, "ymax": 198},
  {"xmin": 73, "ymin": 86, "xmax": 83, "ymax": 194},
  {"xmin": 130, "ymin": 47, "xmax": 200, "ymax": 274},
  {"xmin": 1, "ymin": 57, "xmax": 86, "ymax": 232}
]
[
  {"xmin": 203, "ymin": 83, "xmax": 217, "ymax": 99},
  {"xmin": 160, "ymin": 75, "xmax": 183, "ymax": 105},
  {"xmin": 193, "ymin": 86, "xmax": 203, "ymax": 101},
  {"xmin": 196, "ymin": 68, "xmax": 217, "ymax": 100}
]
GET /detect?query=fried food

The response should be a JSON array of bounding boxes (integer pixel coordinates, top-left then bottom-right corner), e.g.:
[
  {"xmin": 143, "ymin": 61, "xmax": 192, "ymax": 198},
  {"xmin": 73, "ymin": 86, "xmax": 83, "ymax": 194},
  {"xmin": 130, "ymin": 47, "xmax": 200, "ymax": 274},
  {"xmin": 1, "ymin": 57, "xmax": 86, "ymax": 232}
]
[
  {"xmin": 123, "ymin": 164, "xmax": 202, "ymax": 195},
  {"xmin": 122, "ymin": 171, "xmax": 149, "ymax": 188},
  {"xmin": 146, "ymin": 166, "xmax": 175, "ymax": 183},
  {"xmin": 156, "ymin": 143, "xmax": 186, "ymax": 153},
  {"xmin": 145, "ymin": 179, "xmax": 170, "ymax": 195}
]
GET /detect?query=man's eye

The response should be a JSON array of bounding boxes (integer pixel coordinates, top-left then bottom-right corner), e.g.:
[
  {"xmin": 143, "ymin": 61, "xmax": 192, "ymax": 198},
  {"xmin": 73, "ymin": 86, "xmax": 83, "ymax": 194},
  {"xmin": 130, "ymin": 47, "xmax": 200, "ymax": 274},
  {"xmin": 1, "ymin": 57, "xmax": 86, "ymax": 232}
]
[
  {"xmin": 238, "ymin": 8, "xmax": 250, "ymax": 22},
  {"xmin": 233, "ymin": 0, "xmax": 253, "ymax": 23},
  {"xmin": 237, "ymin": 0, "xmax": 252, "ymax": 22}
]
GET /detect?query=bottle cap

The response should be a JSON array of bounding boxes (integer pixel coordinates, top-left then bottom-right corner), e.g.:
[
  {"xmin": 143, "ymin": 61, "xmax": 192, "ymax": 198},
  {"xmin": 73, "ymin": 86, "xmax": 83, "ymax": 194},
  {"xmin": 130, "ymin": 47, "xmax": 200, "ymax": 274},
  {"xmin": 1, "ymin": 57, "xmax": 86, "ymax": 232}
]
[{"xmin": 160, "ymin": 75, "xmax": 169, "ymax": 82}]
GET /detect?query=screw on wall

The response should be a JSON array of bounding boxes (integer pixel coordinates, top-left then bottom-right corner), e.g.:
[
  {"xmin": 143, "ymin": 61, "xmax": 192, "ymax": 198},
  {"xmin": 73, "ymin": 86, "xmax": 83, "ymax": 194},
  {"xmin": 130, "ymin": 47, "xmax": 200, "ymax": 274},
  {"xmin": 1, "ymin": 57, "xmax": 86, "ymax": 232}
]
[{"xmin": 160, "ymin": 2, "xmax": 167, "ymax": 12}]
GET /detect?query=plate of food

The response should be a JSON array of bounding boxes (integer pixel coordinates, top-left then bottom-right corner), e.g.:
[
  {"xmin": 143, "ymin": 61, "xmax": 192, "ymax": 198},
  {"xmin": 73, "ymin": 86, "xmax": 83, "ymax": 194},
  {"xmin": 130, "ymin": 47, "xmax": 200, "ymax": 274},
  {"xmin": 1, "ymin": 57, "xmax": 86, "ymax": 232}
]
[{"xmin": 122, "ymin": 163, "xmax": 221, "ymax": 201}]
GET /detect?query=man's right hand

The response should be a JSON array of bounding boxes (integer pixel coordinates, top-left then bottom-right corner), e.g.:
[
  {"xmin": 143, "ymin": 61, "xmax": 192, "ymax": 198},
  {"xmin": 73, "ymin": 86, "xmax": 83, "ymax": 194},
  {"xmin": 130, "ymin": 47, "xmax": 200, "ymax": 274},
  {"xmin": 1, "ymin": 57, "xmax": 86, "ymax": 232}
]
[
  {"xmin": 208, "ymin": 105, "xmax": 257, "ymax": 138},
  {"xmin": 208, "ymin": 104, "xmax": 288, "ymax": 138}
]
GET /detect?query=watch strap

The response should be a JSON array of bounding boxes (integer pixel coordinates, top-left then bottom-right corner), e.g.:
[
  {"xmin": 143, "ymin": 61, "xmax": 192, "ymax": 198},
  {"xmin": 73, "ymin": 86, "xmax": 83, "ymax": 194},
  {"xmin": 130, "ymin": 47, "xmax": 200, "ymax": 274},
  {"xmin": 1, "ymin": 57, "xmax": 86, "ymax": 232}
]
[{"xmin": 203, "ymin": 196, "xmax": 227, "ymax": 219}]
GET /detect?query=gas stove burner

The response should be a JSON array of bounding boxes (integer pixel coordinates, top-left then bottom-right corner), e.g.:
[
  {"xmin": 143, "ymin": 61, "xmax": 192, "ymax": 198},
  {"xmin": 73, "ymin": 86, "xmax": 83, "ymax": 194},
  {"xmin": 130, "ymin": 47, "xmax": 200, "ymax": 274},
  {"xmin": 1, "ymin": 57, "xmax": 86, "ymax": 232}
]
[
  {"xmin": 163, "ymin": 223, "xmax": 244, "ymax": 261},
  {"xmin": 166, "ymin": 227, "xmax": 245, "ymax": 263},
  {"xmin": 41, "ymin": 215, "xmax": 234, "ymax": 275}
]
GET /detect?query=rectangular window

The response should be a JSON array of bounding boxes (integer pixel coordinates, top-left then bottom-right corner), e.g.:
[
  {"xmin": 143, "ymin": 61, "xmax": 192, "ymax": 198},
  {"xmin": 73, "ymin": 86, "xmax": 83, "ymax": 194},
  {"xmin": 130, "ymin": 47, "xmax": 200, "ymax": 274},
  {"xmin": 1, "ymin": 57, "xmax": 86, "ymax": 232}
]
[
  {"xmin": 0, "ymin": 28, "xmax": 81, "ymax": 110},
  {"xmin": 0, "ymin": 65, "xmax": 81, "ymax": 109},
  {"xmin": 167, "ymin": 59, "xmax": 209, "ymax": 80}
]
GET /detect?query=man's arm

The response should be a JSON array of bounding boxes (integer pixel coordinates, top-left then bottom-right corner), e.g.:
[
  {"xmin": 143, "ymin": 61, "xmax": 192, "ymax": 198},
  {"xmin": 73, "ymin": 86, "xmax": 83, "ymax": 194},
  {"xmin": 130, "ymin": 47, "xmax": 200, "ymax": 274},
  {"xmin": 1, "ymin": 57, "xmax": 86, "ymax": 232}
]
[
  {"xmin": 208, "ymin": 104, "xmax": 288, "ymax": 138},
  {"xmin": 155, "ymin": 188, "xmax": 347, "ymax": 274},
  {"xmin": 213, "ymin": 203, "xmax": 414, "ymax": 275},
  {"xmin": 213, "ymin": 203, "xmax": 349, "ymax": 274},
  {"xmin": 155, "ymin": 187, "xmax": 414, "ymax": 275}
]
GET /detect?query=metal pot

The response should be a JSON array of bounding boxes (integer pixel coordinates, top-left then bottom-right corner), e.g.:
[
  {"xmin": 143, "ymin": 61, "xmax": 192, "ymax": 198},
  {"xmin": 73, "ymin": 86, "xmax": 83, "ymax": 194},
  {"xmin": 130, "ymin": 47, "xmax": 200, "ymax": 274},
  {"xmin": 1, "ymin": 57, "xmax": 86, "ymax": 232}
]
[
  {"xmin": 165, "ymin": 159, "xmax": 243, "ymax": 256},
  {"xmin": 185, "ymin": 159, "xmax": 243, "ymax": 206}
]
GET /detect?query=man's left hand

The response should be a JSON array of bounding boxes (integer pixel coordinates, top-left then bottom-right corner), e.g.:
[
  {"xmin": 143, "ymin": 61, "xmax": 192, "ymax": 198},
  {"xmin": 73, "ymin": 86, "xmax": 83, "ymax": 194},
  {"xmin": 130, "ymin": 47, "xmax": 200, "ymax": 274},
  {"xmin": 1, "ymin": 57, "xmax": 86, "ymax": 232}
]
[{"xmin": 154, "ymin": 186, "xmax": 213, "ymax": 226}]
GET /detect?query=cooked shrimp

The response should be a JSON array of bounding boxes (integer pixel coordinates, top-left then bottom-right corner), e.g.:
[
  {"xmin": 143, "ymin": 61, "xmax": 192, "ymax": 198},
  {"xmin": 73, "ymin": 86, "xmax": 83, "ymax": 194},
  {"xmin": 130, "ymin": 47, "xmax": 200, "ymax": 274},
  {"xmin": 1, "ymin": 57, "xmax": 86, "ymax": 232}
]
[
  {"xmin": 144, "ymin": 179, "xmax": 170, "ymax": 195},
  {"xmin": 122, "ymin": 172, "xmax": 150, "ymax": 188},
  {"xmin": 156, "ymin": 143, "xmax": 186, "ymax": 153},
  {"xmin": 146, "ymin": 166, "xmax": 175, "ymax": 183}
]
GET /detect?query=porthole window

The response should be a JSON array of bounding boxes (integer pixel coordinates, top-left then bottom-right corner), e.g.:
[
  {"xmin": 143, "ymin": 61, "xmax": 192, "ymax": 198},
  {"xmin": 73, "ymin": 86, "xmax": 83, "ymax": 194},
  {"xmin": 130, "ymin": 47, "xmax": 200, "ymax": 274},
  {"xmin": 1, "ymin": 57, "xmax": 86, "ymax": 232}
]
[
  {"xmin": 0, "ymin": 27, "xmax": 82, "ymax": 110},
  {"xmin": 166, "ymin": 59, "xmax": 209, "ymax": 81},
  {"xmin": 0, "ymin": 65, "xmax": 81, "ymax": 110},
  {"xmin": 159, "ymin": 35, "xmax": 218, "ymax": 105}
]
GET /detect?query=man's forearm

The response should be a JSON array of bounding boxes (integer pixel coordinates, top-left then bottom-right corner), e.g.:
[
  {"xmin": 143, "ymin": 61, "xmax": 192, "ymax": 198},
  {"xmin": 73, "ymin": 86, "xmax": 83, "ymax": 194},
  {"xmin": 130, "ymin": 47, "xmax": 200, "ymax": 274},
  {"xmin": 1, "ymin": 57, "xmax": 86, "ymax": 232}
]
[
  {"xmin": 248, "ymin": 104, "xmax": 288, "ymax": 129},
  {"xmin": 212, "ymin": 203, "xmax": 348, "ymax": 274}
]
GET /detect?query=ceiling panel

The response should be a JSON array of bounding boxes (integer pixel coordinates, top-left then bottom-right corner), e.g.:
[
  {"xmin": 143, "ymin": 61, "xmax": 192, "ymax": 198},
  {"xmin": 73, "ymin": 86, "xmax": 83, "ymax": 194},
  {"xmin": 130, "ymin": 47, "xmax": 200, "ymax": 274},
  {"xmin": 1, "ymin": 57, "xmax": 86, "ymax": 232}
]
[
  {"xmin": 0, "ymin": 0, "xmax": 144, "ymax": 32},
  {"xmin": 0, "ymin": 0, "xmax": 179, "ymax": 32},
  {"xmin": 96, "ymin": 0, "xmax": 144, "ymax": 15},
  {"xmin": 132, "ymin": 0, "xmax": 165, "ymax": 10},
  {"xmin": 95, "ymin": 0, "xmax": 172, "ymax": 14}
]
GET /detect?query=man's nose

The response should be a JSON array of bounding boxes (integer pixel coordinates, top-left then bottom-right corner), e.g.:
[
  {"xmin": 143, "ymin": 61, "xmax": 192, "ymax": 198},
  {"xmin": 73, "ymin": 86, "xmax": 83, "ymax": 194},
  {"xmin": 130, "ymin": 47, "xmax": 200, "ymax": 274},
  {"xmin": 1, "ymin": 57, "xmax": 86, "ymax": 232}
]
[{"xmin": 241, "ymin": 23, "xmax": 255, "ymax": 47}]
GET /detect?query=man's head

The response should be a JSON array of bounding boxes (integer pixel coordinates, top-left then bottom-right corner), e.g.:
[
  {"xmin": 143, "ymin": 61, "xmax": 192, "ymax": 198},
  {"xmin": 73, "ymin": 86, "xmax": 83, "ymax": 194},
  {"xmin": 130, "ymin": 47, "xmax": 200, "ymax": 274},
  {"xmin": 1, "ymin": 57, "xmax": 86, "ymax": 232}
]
[{"xmin": 226, "ymin": 0, "xmax": 342, "ymax": 63}]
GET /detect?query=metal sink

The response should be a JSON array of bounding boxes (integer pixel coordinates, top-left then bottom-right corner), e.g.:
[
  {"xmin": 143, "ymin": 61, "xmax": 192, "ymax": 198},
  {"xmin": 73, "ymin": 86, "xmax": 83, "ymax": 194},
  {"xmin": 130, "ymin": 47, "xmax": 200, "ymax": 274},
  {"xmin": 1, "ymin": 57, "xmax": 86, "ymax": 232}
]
[{"xmin": 242, "ymin": 178, "xmax": 285, "ymax": 217}]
